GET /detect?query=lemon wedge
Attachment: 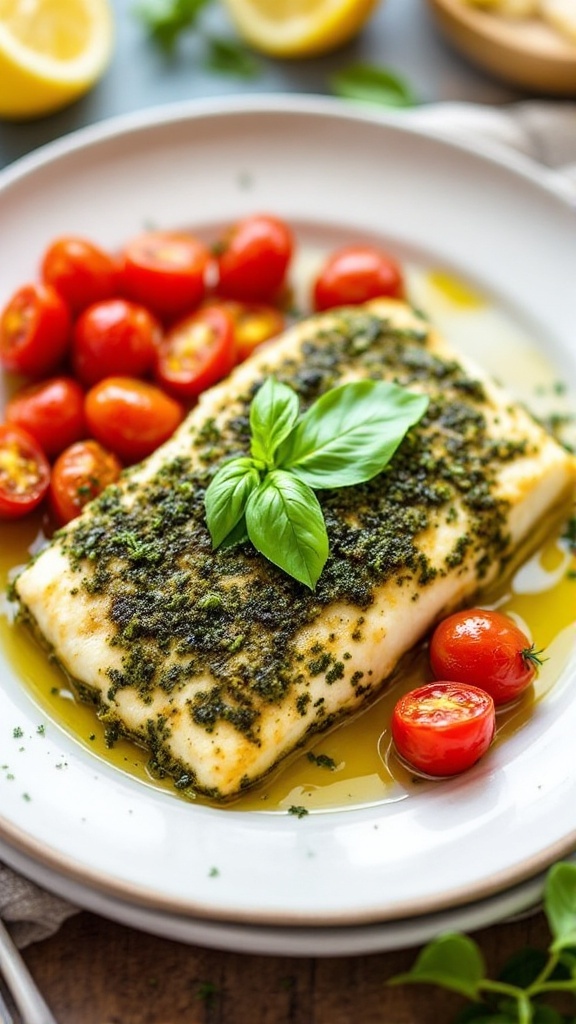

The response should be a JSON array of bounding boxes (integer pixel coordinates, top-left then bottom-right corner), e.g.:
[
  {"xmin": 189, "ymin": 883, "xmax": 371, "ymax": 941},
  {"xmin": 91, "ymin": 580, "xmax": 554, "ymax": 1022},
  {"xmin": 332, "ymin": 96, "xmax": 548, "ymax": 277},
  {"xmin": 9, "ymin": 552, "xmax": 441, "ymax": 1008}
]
[
  {"xmin": 222, "ymin": 0, "xmax": 381, "ymax": 58},
  {"xmin": 0, "ymin": 0, "xmax": 114, "ymax": 121}
]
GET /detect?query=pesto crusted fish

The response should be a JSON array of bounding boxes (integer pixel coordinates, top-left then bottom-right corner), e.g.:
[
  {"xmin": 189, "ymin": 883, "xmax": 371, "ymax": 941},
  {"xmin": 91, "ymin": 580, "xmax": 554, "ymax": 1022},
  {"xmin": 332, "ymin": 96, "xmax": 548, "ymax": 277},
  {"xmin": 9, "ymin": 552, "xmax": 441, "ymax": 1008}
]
[{"xmin": 14, "ymin": 300, "xmax": 576, "ymax": 801}]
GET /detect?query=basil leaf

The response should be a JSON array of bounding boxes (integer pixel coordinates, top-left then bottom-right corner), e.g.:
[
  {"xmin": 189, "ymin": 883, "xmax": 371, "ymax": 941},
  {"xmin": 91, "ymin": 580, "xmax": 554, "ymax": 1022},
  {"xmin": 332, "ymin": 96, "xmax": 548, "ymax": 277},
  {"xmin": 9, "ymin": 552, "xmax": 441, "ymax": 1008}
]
[
  {"xmin": 204, "ymin": 36, "xmax": 261, "ymax": 79},
  {"xmin": 205, "ymin": 457, "xmax": 260, "ymax": 548},
  {"xmin": 219, "ymin": 516, "xmax": 248, "ymax": 550},
  {"xmin": 545, "ymin": 862, "xmax": 576, "ymax": 951},
  {"xmin": 389, "ymin": 934, "xmax": 485, "ymax": 1000},
  {"xmin": 330, "ymin": 64, "xmax": 417, "ymax": 108},
  {"xmin": 250, "ymin": 377, "xmax": 300, "ymax": 467},
  {"xmin": 245, "ymin": 470, "xmax": 328, "ymax": 589},
  {"xmin": 278, "ymin": 380, "xmax": 428, "ymax": 488},
  {"xmin": 136, "ymin": 0, "xmax": 210, "ymax": 52}
]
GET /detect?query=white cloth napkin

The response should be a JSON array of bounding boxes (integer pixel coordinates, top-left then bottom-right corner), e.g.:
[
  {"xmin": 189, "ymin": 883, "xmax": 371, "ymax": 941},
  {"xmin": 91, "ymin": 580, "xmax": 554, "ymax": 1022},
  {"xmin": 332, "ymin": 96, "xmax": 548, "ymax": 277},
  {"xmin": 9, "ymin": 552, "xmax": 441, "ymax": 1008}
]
[{"xmin": 1, "ymin": 98, "xmax": 574, "ymax": 949}]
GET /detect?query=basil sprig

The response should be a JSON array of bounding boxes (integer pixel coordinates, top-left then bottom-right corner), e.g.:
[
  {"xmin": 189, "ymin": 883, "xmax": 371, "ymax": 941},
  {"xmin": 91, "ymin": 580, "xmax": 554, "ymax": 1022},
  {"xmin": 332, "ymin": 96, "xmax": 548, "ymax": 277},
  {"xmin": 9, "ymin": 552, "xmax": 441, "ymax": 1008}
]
[{"xmin": 204, "ymin": 377, "xmax": 429, "ymax": 589}]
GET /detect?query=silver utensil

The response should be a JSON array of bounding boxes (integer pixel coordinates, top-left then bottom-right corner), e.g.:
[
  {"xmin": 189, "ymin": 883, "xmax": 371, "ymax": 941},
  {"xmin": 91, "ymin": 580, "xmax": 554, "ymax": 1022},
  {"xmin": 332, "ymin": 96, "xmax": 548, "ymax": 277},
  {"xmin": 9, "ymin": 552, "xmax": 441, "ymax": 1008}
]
[{"xmin": 0, "ymin": 919, "xmax": 58, "ymax": 1024}]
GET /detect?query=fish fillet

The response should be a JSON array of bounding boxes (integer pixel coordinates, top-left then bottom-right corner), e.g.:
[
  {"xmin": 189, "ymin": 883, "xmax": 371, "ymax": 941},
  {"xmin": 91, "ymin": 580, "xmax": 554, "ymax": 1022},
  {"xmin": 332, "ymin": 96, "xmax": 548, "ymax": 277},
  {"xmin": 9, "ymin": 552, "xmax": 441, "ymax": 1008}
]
[{"xmin": 14, "ymin": 300, "xmax": 576, "ymax": 801}]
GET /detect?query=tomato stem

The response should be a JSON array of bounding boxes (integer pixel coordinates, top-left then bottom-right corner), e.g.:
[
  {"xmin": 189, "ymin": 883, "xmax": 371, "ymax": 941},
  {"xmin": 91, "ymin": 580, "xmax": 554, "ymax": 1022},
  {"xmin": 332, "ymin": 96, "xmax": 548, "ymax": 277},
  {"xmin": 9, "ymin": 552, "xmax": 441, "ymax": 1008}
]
[{"xmin": 521, "ymin": 643, "xmax": 547, "ymax": 670}]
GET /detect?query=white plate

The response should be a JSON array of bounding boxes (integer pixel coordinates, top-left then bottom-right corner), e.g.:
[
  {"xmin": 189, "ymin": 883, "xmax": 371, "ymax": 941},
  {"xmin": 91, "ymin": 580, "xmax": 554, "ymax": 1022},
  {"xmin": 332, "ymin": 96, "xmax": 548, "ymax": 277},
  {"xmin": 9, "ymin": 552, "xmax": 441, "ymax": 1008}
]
[{"xmin": 0, "ymin": 96, "xmax": 575, "ymax": 950}]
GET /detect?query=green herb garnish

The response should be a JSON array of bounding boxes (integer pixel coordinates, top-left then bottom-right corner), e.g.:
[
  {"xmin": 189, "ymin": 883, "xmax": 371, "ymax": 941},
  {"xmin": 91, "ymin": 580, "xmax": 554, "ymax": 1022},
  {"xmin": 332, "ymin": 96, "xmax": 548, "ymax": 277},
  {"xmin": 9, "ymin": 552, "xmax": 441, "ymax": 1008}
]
[
  {"xmin": 330, "ymin": 63, "xmax": 417, "ymax": 108},
  {"xmin": 390, "ymin": 861, "xmax": 576, "ymax": 1023},
  {"xmin": 135, "ymin": 0, "xmax": 210, "ymax": 52},
  {"xmin": 204, "ymin": 377, "xmax": 429, "ymax": 589}
]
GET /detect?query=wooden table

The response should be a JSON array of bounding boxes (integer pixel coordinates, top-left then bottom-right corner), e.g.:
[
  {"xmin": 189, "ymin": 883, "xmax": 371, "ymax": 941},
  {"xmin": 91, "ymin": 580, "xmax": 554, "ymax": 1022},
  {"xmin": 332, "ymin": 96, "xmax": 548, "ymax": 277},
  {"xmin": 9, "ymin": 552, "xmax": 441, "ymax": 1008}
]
[{"xmin": 21, "ymin": 906, "xmax": 552, "ymax": 1023}]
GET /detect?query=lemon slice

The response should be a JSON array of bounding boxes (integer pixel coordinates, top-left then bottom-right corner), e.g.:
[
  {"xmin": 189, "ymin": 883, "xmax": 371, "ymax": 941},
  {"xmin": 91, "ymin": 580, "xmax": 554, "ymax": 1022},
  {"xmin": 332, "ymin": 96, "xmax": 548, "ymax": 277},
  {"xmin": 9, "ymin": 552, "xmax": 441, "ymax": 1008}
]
[
  {"xmin": 222, "ymin": 0, "xmax": 381, "ymax": 58},
  {"xmin": 0, "ymin": 0, "xmax": 114, "ymax": 121}
]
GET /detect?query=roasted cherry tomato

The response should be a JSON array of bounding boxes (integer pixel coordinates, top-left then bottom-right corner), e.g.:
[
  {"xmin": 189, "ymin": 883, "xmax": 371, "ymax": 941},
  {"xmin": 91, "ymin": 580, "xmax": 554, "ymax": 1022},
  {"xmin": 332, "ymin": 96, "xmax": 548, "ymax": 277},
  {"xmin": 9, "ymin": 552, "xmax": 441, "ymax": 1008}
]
[
  {"xmin": 85, "ymin": 377, "xmax": 184, "ymax": 463},
  {"xmin": 215, "ymin": 300, "xmax": 285, "ymax": 362},
  {"xmin": 0, "ymin": 283, "xmax": 71, "ymax": 377},
  {"xmin": 41, "ymin": 236, "xmax": 119, "ymax": 315},
  {"xmin": 72, "ymin": 298, "xmax": 162, "ymax": 387},
  {"xmin": 312, "ymin": 244, "xmax": 405, "ymax": 312},
  {"xmin": 429, "ymin": 608, "xmax": 543, "ymax": 706},
  {"xmin": 391, "ymin": 681, "xmax": 495, "ymax": 777},
  {"xmin": 5, "ymin": 377, "xmax": 86, "ymax": 458},
  {"xmin": 0, "ymin": 423, "xmax": 50, "ymax": 519},
  {"xmin": 215, "ymin": 214, "xmax": 293, "ymax": 303},
  {"xmin": 119, "ymin": 231, "xmax": 212, "ymax": 319},
  {"xmin": 50, "ymin": 439, "xmax": 122, "ymax": 525},
  {"xmin": 155, "ymin": 304, "xmax": 236, "ymax": 398}
]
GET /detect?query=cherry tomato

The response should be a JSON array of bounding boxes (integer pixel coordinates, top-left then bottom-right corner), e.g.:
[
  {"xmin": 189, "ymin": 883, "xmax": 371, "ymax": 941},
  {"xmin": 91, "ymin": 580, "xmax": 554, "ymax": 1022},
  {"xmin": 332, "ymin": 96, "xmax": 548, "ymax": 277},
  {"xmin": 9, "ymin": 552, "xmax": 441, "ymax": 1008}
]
[
  {"xmin": 85, "ymin": 377, "xmax": 184, "ymax": 463},
  {"xmin": 312, "ymin": 245, "xmax": 405, "ymax": 312},
  {"xmin": 50, "ymin": 440, "xmax": 122, "ymax": 525},
  {"xmin": 429, "ymin": 608, "xmax": 543, "ymax": 706},
  {"xmin": 119, "ymin": 231, "xmax": 212, "ymax": 319},
  {"xmin": 0, "ymin": 424, "xmax": 50, "ymax": 519},
  {"xmin": 0, "ymin": 283, "xmax": 71, "ymax": 377},
  {"xmin": 72, "ymin": 298, "xmax": 162, "ymax": 387},
  {"xmin": 155, "ymin": 305, "xmax": 236, "ymax": 399},
  {"xmin": 41, "ymin": 236, "xmax": 119, "ymax": 315},
  {"xmin": 5, "ymin": 377, "xmax": 86, "ymax": 458},
  {"xmin": 391, "ymin": 681, "xmax": 495, "ymax": 777},
  {"xmin": 215, "ymin": 214, "xmax": 293, "ymax": 303},
  {"xmin": 215, "ymin": 300, "xmax": 285, "ymax": 362}
]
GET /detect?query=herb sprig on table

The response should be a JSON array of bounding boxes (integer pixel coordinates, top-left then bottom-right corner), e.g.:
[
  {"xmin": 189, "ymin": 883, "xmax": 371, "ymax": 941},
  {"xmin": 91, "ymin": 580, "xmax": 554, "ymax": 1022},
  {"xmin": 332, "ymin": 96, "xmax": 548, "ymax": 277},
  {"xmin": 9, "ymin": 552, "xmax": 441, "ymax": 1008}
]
[
  {"xmin": 204, "ymin": 377, "xmax": 428, "ymax": 589},
  {"xmin": 390, "ymin": 861, "xmax": 576, "ymax": 1024}
]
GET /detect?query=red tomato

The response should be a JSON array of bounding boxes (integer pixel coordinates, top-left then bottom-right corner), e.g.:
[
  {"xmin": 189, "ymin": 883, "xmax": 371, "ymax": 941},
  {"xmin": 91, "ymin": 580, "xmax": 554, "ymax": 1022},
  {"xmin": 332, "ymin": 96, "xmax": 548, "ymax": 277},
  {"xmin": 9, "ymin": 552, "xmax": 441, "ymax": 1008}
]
[
  {"xmin": 85, "ymin": 377, "xmax": 184, "ymax": 463},
  {"xmin": 0, "ymin": 424, "xmax": 50, "ymax": 519},
  {"xmin": 119, "ymin": 231, "xmax": 211, "ymax": 319},
  {"xmin": 155, "ymin": 305, "xmax": 236, "ymax": 399},
  {"xmin": 391, "ymin": 682, "xmax": 495, "ymax": 777},
  {"xmin": 216, "ymin": 300, "xmax": 285, "ymax": 362},
  {"xmin": 5, "ymin": 377, "xmax": 86, "ymax": 458},
  {"xmin": 50, "ymin": 439, "xmax": 122, "ymax": 525},
  {"xmin": 72, "ymin": 298, "xmax": 162, "ymax": 387},
  {"xmin": 312, "ymin": 245, "xmax": 405, "ymax": 312},
  {"xmin": 429, "ymin": 608, "xmax": 543, "ymax": 706},
  {"xmin": 0, "ymin": 283, "xmax": 71, "ymax": 377},
  {"xmin": 41, "ymin": 236, "xmax": 119, "ymax": 315},
  {"xmin": 215, "ymin": 214, "xmax": 293, "ymax": 303}
]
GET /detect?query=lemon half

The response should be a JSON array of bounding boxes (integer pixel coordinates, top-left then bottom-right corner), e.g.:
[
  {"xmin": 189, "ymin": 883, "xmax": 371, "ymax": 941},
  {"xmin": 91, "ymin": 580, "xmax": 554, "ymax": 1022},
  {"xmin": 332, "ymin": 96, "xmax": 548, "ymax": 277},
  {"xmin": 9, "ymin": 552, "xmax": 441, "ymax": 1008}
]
[
  {"xmin": 0, "ymin": 0, "xmax": 114, "ymax": 121},
  {"xmin": 222, "ymin": 0, "xmax": 382, "ymax": 58}
]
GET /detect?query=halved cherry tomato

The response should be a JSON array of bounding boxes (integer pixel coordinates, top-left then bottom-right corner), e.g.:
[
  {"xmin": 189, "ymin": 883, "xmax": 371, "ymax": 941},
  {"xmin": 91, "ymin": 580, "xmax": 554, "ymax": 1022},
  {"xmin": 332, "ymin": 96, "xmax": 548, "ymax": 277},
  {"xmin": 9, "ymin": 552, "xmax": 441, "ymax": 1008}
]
[
  {"xmin": 119, "ymin": 231, "xmax": 212, "ymax": 319},
  {"xmin": 155, "ymin": 305, "xmax": 236, "ymax": 399},
  {"xmin": 41, "ymin": 236, "xmax": 119, "ymax": 315},
  {"xmin": 391, "ymin": 681, "xmax": 495, "ymax": 777},
  {"xmin": 50, "ymin": 439, "xmax": 122, "ymax": 525},
  {"xmin": 215, "ymin": 300, "xmax": 285, "ymax": 362},
  {"xmin": 312, "ymin": 245, "xmax": 405, "ymax": 312},
  {"xmin": 72, "ymin": 298, "xmax": 162, "ymax": 387},
  {"xmin": 215, "ymin": 214, "xmax": 293, "ymax": 303},
  {"xmin": 0, "ymin": 283, "xmax": 71, "ymax": 377},
  {"xmin": 85, "ymin": 377, "xmax": 184, "ymax": 463},
  {"xmin": 5, "ymin": 377, "xmax": 86, "ymax": 458},
  {"xmin": 0, "ymin": 424, "xmax": 50, "ymax": 519},
  {"xmin": 429, "ymin": 608, "xmax": 543, "ymax": 707}
]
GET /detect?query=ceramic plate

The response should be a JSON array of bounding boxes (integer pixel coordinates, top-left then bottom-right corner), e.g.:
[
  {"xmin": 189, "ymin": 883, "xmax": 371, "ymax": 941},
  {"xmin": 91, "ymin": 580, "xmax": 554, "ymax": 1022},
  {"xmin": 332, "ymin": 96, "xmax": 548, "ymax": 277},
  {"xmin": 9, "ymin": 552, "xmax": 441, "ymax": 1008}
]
[{"xmin": 0, "ymin": 96, "xmax": 575, "ymax": 949}]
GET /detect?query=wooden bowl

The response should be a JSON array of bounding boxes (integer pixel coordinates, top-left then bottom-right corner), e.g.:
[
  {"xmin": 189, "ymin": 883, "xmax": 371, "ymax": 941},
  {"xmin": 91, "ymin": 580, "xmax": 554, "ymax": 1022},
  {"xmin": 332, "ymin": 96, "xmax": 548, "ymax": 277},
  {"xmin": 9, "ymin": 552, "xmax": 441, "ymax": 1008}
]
[{"xmin": 427, "ymin": 0, "xmax": 576, "ymax": 95}]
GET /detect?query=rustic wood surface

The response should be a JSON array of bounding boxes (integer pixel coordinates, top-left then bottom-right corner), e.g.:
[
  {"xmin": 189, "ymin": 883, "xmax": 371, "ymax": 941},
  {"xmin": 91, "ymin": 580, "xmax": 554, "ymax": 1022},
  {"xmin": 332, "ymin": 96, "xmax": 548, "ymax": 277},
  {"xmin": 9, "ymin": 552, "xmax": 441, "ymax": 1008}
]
[{"xmin": 21, "ymin": 907, "xmax": 553, "ymax": 1023}]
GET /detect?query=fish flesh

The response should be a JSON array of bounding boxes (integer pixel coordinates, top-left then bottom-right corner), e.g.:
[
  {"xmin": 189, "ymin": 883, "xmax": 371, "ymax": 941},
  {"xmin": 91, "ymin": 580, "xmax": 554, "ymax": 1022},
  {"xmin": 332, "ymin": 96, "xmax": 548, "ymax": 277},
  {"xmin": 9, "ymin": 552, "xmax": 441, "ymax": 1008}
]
[{"xmin": 14, "ymin": 300, "xmax": 576, "ymax": 800}]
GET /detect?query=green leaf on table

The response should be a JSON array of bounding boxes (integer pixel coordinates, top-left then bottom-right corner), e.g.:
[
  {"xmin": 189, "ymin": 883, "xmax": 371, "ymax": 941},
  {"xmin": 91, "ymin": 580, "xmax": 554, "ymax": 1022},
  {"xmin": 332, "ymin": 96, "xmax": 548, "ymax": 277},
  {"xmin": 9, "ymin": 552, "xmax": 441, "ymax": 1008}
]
[
  {"xmin": 278, "ymin": 380, "xmax": 428, "ymax": 489},
  {"xmin": 250, "ymin": 377, "xmax": 300, "ymax": 467},
  {"xmin": 135, "ymin": 0, "xmax": 210, "ymax": 51},
  {"xmin": 205, "ymin": 457, "xmax": 260, "ymax": 548},
  {"xmin": 245, "ymin": 470, "xmax": 328, "ymax": 590},
  {"xmin": 544, "ymin": 862, "xmax": 576, "ymax": 951},
  {"xmin": 330, "ymin": 63, "xmax": 417, "ymax": 108},
  {"xmin": 389, "ymin": 933, "xmax": 486, "ymax": 1000},
  {"xmin": 496, "ymin": 948, "xmax": 549, "ymax": 989},
  {"xmin": 204, "ymin": 36, "xmax": 261, "ymax": 78}
]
